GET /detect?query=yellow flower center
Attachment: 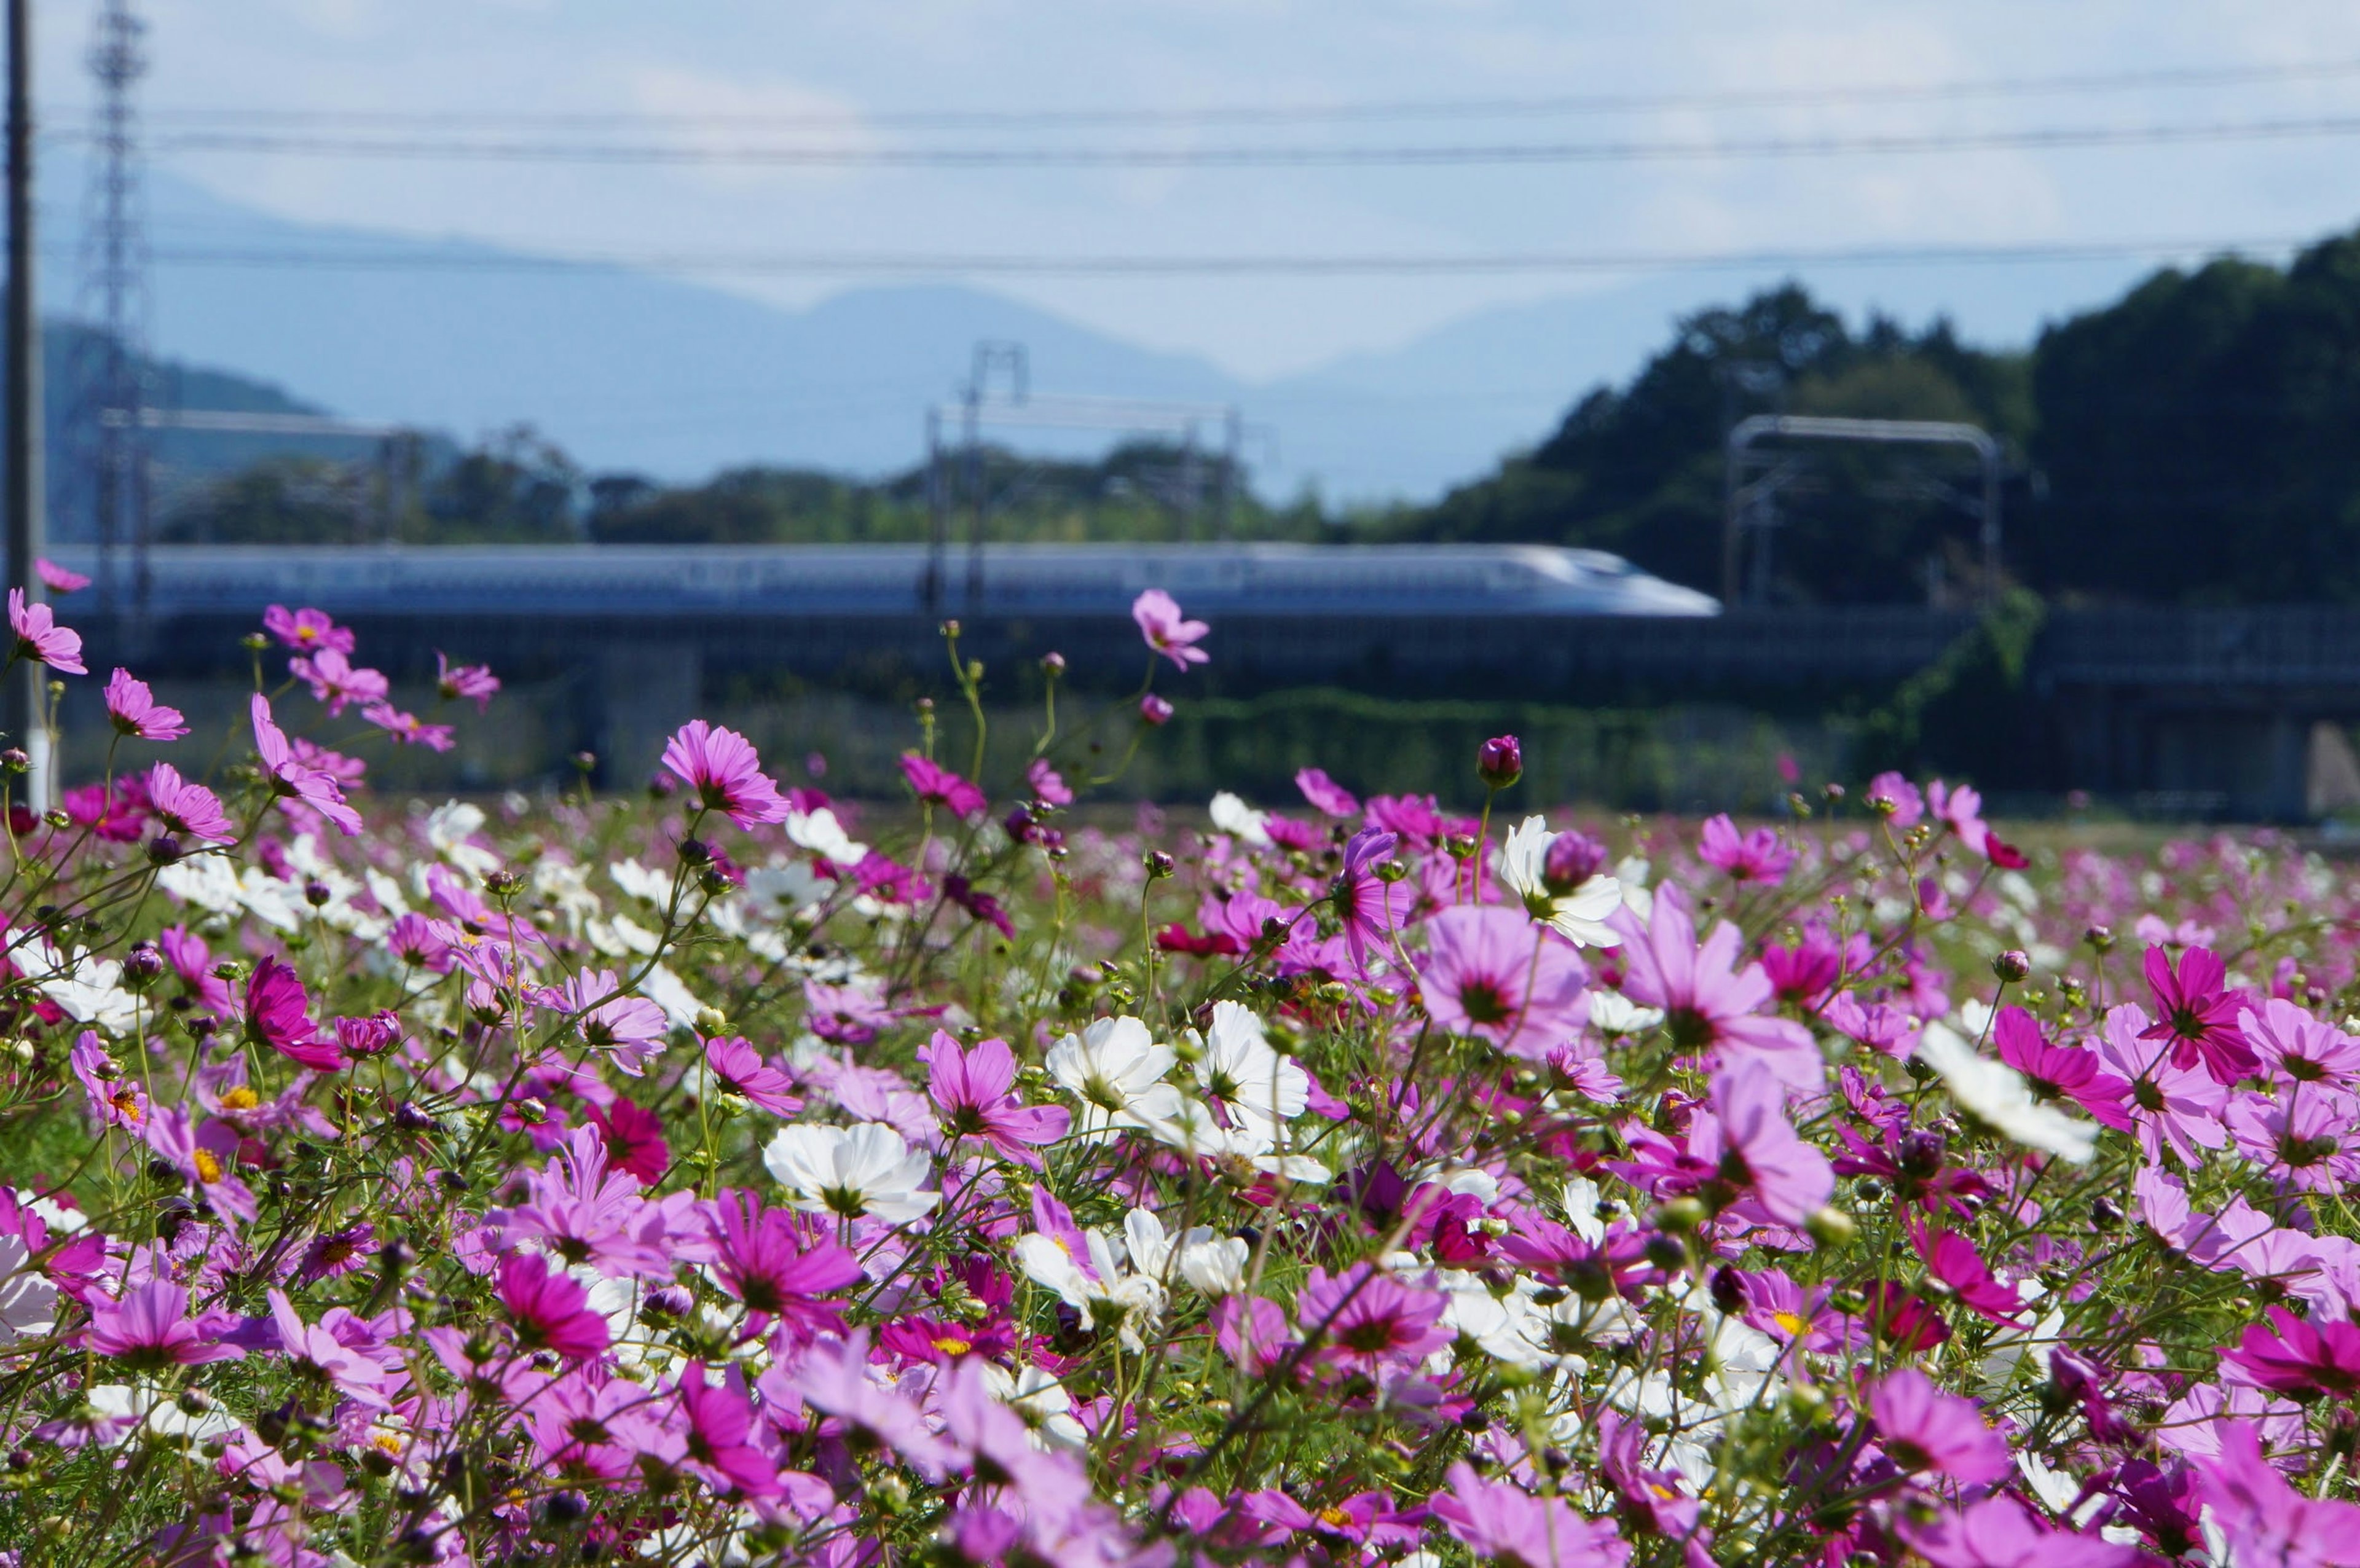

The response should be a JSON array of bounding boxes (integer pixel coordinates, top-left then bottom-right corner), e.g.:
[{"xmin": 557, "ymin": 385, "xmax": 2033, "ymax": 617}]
[
  {"xmin": 219, "ymin": 1087, "xmax": 259, "ymax": 1111},
  {"xmin": 192, "ymin": 1149, "xmax": 222, "ymax": 1184},
  {"xmin": 932, "ymin": 1336, "xmax": 974, "ymax": 1357},
  {"xmin": 1772, "ymin": 1310, "xmax": 1807, "ymax": 1337},
  {"xmin": 1317, "ymin": 1507, "xmax": 1353, "ymax": 1530}
]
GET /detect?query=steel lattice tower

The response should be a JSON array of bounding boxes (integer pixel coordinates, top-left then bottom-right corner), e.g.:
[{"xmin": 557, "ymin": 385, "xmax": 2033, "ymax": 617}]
[{"xmin": 76, "ymin": 0, "xmax": 148, "ymax": 613}]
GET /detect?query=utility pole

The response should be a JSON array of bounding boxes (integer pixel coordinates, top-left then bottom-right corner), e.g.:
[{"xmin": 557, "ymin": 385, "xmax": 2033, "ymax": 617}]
[
  {"xmin": 5, "ymin": 0, "xmax": 47, "ymax": 810},
  {"xmin": 82, "ymin": 0, "xmax": 148, "ymax": 617}
]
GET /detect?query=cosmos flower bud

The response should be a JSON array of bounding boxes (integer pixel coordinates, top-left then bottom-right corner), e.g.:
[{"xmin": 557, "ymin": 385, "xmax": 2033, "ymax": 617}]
[
  {"xmin": 1541, "ymin": 829, "xmax": 1608, "ymax": 893},
  {"xmin": 122, "ymin": 942, "xmax": 164, "ymax": 986},
  {"xmin": 0, "ymin": 748, "xmax": 23, "ymax": 774},
  {"xmin": 1477, "ymin": 734, "xmax": 1523, "ymax": 789},
  {"xmin": 1993, "ymin": 949, "xmax": 2032, "ymax": 983},
  {"xmin": 1805, "ymin": 1205, "xmax": 1857, "ymax": 1247},
  {"xmin": 1139, "ymin": 694, "xmax": 1174, "ymax": 727},
  {"xmin": 1040, "ymin": 651, "xmax": 1066, "ymax": 676},
  {"xmin": 146, "ymin": 834, "xmax": 182, "ymax": 866},
  {"xmin": 1144, "ymin": 850, "xmax": 1176, "ymax": 880}
]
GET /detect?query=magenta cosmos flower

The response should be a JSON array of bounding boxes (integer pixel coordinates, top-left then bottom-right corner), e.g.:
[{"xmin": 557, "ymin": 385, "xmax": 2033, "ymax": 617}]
[
  {"xmin": 1612, "ymin": 884, "xmax": 1820, "ymax": 1089},
  {"xmin": 923, "ymin": 1031, "xmax": 1070, "ymax": 1168},
  {"xmin": 261, "ymin": 604, "xmax": 353, "ymax": 653},
  {"xmin": 1694, "ymin": 1058, "xmax": 1834, "ymax": 1228},
  {"xmin": 1296, "ymin": 766, "xmax": 1359, "ymax": 818},
  {"xmin": 706, "ymin": 1035, "xmax": 801, "ymax": 1116},
  {"xmin": 144, "ymin": 762, "xmax": 234, "ymax": 844},
  {"xmin": 1430, "ymin": 1462, "xmax": 1630, "ymax": 1568},
  {"xmin": 1868, "ymin": 1366, "xmax": 2010, "ymax": 1484},
  {"xmin": 2223, "ymin": 1304, "xmax": 2360, "ymax": 1398},
  {"xmin": 1698, "ymin": 813, "xmax": 1794, "ymax": 885},
  {"xmin": 498, "ymin": 1251, "xmax": 610, "ymax": 1361},
  {"xmin": 1417, "ymin": 904, "xmax": 1587, "ymax": 1057},
  {"xmin": 34, "ymin": 557, "xmax": 87, "ymax": 592},
  {"xmin": 1298, "ymin": 1263, "xmax": 1452, "ymax": 1369},
  {"xmin": 2138, "ymin": 943, "xmax": 2258, "ymax": 1083},
  {"xmin": 251, "ymin": 693, "xmax": 362, "ymax": 834},
  {"xmin": 435, "ymin": 649, "xmax": 500, "ymax": 710},
  {"xmin": 1900, "ymin": 1496, "xmax": 2141, "ymax": 1568},
  {"xmin": 7, "ymin": 588, "xmax": 83, "ymax": 675},
  {"xmin": 82, "ymin": 1279, "xmax": 244, "ymax": 1371},
  {"xmin": 661, "ymin": 719, "xmax": 789, "ymax": 829},
  {"xmin": 900, "ymin": 753, "xmax": 987, "ymax": 817},
  {"xmin": 1329, "ymin": 826, "xmax": 1401, "ymax": 974},
  {"xmin": 1132, "ymin": 587, "xmax": 1209, "ymax": 669},
  {"xmin": 289, "ymin": 646, "xmax": 389, "ymax": 715},
  {"xmin": 104, "ymin": 668, "xmax": 186, "ymax": 742},
  {"xmin": 245, "ymin": 955, "xmax": 345, "ymax": 1072},
  {"xmin": 704, "ymin": 1191, "xmax": 862, "ymax": 1338}
]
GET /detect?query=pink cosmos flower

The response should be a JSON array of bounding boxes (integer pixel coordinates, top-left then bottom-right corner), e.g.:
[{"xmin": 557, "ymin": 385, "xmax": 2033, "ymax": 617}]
[
  {"xmin": 900, "ymin": 753, "xmax": 987, "ymax": 818},
  {"xmin": 141, "ymin": 1107, "xmax": 259, "ymax": 1228},
  {"xmin": 1911, "ymin": 1223, "xmax": 2025, "ymax": 1323},
  {"xmin": 1139, "ymin": 692, "xmax": 1174, "ymax": 726},
  {"xmin": 1417, "ymin": 904, "xmax": 1587, "ymax": 1056},
  {"xmin": 289, "ymin": 646, "xmax": 390, "ymax": 715},
  {"xmin": 704, "ymin": 1191, "xmax": 862, "ymax": 1338},
  {"xmin": 61, "ymin": 778, "xmax": 144, "ymax": 842},
  {"xmin": 1697, "ymin": 813, "xmax": 1795, "ymax": 884},
  {"xmin": 491, "ymin": 1125, "xmax": 680, "ymax": 1278},
  {"xmin": 2197, "ymin": 1417, "xmax": 2360, "ymax": 1565},
  {"xmin": 922, "ymin": 1030, "xmax": 1070, "ymax": 1168},
  {"xmin": 2227, "ymin": 1087, "xmax": 2360, "ymax": 1194},
  {"xmin": 804, "ymin": 977, "xmax": 897, "ymax": 1045},
  {"xmin": 2094, "ymin": 1002, "xmax": 2230, "ymax": 1169},
  {"xmin": 1132, "ymin": 588, "xmax": 1209, "ymax": 669},
  {"xmin": 548, "ymin": 969, "xmax": 671, "ymax": 1075},
  {"xmin": 7, "ymin": 588, "xmax": 84, "ymax": 675},
  {"xmin": 261, "ymin": 604, "xmax": 354, "ymax": 653},
  {"xmin": 1865, "ymin": 770, "xmax": 1924, "ymax": 827},
  {"xmin": 589, "ymin": 1096, "xmax": 671, "ymax": 1183},
  {"xmin": 2243, "ymin": 997, "xmax": 2360, "ymax": 1088},
  {"xmin": 1868, "ymin": 1366, "xmax": 2010, "ymax": 1484},
  {"xmin": 82, "ymin": 1279, "xmax": 244, "ymax": 1370},
  {"xmin": 661, "ymin": 719, "xmax": 789, "ymax": 829},
  {"xmin": 71, "ymin": 1030, "xmax": 147, "ymax": 1130},
  {"xmin": 2139, "ymin": 943, "xmax": 2258, "ymax": 1083},
  {"xmin": 435, "ymin": 649, "xmax": 500, "ymax": 710},
  {"xmin": 361, "ymin": 702, "xmax": 455, "ymax": 751},
  {"xmin": 1430, "ymin": 1463, "xmax": 1631, "ymax": 1568},
  {"xmin": 1612, "ymin": 884, "xmax": 1820, "ymax": 1089},
  {"xmin": 671, "ymin": 1362, "xmax": 781, "ymax": 1498},
  {"xmin": 498, "ymin": 1250, "xmax": 610, "ymax": 1361},
  {"xmin": 1025, "ymin": 756, "xmax": 1072, "ymax": 806},
  {"xmin": 1329, "ymin": 825, "xmax": 1401, "ymax": 975},
  {"xmin": 2223, "ymin": 1304, "xmax": 2360, "ymax": 1398},
  {"xmin": 787, "ymin": 1328, "xmax": 953, "ymax": 1475},
  {"xmin": 267, "ymin": 1288, "xmax": 393, "ymax": 1408},
  {"xmin": 1927, "ymin": 780, "xmax": 1991, "ymax": 855},
  {"xmin": 245, "ymin": 955, "xmax": 345, "ymax": 1072},
  {"xmin": 104, "ymin": 668, "xmax": 186, "ymax": 742},
  {"xmin": 1899, "ymin": 1496, "xmax": 2140, "ymax": 1568},
  {"xmin": 34, "ymin": 557, "xmax": 88, "ymax": 592},
  {"xmin": 1695, "ymin": 1058, "xmax": 1834, "ymax": 1228},
  {"xmin": 1297, "ymin": 1263, "xmax": 1451, "ymax": 1368},
  {"xmin": 1296, "ymin": 766, "xmax": 1359, "ymax": 818},
  {"xmin": 705, "ymin": 1035, "xmax": 802, "ymax": 1116},
  {"xmin": 251, "ymin": 693, "xmax": 363, "ymax": 834},
  {"xmin": 1992, "ymin": 1005, "xmax": 2133, "ymax": 1130}
]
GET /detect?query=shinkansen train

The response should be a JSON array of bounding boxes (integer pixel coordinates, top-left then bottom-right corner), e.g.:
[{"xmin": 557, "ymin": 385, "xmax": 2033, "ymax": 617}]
[{"xmin": 44, "ymin": 542, "xmax": 1720, "ymax": 621}]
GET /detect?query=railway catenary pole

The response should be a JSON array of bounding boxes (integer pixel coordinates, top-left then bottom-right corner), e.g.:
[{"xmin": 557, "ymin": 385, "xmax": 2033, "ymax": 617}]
[{"xmin": 4, "ymin": 0, "xmax": 48, "ymax": 809}]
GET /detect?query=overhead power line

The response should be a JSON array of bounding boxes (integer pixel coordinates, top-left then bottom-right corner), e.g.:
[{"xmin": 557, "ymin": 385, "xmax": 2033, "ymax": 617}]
[
  {"xmin": 44, "ymin": 56, "xmax": 2360, "ymax": 133},
  {"xmin": 92, "ymin": 235, "xmax": 2303, "ymax": 278},
  {"xmin": 78, "ymin": 112, "xmax": 2360, "ymax": 168}
]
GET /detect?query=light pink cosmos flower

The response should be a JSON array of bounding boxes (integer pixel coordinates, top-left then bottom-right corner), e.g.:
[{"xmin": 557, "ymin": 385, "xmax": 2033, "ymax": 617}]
[
  {"xmin": 1132, "ymin": 588, "xmax": 1209, "ymax": 669},
  {"xmin": 1694, "ymin": 1058, "xmax": 1834, "ymax": 1229},
  {"xmin": 7, "ymin": 588, "xmax": 84, "ymax": 675},
  {"xmin": 141, "ymin": 763, "xmax": 229, "ymax": 845},
  {"xmin": 34, "ymin": 557, "xmax": 88, "ymax": 592},
  {"xmin": 490, "ymin": 1125, "xmax": 682, "ymax": 1279},
  {"xmin": 1296, "ymin": 767, "xmax": 1359, "ymax": 818},
  {"xmin": 922, "ymin": 1031, "xmax": 1070, "ymax": 1169},
  {"xmin": 1868, "ymin": 1366, "xmax": 2010, "ymax": 1484},
  {"xmin": 2226, "ymin": 1087, "xmax": 2360, "ymax": 1194},
  {"xmin": 267, "ymin": 1288, "xmax": 393, "ymax": 1409},
  {"xmin": 435, "ymin": 649, "xmax": 500, "ymax": 710},
  {"xmin": 1611, "ymin": 884, "xmax": 1820, "ymax": 1089},
  {"xmin": 1025, "ymin": 756, "xmax": 1072, "ymax": 806},
  {"xmin": 2093, "ymin": 1001, "xmax": 2228, "ymax": 1169},
  {"xmin": 548, "ymin": 969, "xmax": 671, "ymax": 1075},
  {"xmin": 1697, "ymin": 813, "xmax": 1794, "ymax": 885},
  {"xmin": 2243, "ymin": 997, "xmax": 2360, "ymax": 1088},
  {"xmin": 1329, "ymin": 826, "xmax": 1401, "ymax": 976},
  {"xmin": 1900, "ymin": 1496, "xmax": 2139, "ymax": 1568},
  {"xmin": 261, "ymin": 604, "xmax": 354, "ymax": 654},
  {"xmin": 704, "ymin": 1035, "xmax": 802, "ymax": 1116},
  {"xmin": 104, "ymin": 667, "xmax": 187, "ymax": 742},
  {"xmin": 661, "ymin": 719, "xmax": 789, "ymax": 829},
  {"xmin": 81, "ymin": 1279, "xmax": 244, "ymax": 1370},
  {"xmin": 1417, "ymin": 904, "xmax": 1587, "ymax": 1057},
  {"xmin": 289, "ymin": 646, "xmax": 390, "ymax": 715},
  {"xmin": 1430, "ymin": 1463, "xmax": 1631, "ymax": 1568},
  {"xmin": 70, "ymin": 1030, "xmax": 146, "ymax": 1130},
  {"xmin": 1926, "ymin": 780, "xmax": 1991, "ymax": 855},
  {"xmin": 1296, "ymin": 1263, "xmax": 1452, "ymax": 1369},
  {"xmin": 1865, "ymin": 770, "xmax": 1924, "ymax": 827},
  {"xmin": 2197, "ymin": 1418, "xmax": 2360, "ymax": 1566},
  {"xmin": 361, "ymin": 702, "xmax": 455, "ymax": 751},
  {"xmin": 251, "ymin": 693, "xmax": 362, "ymax": 834}
]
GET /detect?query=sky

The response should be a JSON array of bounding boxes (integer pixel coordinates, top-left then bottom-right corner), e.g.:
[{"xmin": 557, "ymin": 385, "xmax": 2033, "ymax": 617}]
[{"xmin": 30, "ymin": 0, "xmax": 2360, "ymax": 383}]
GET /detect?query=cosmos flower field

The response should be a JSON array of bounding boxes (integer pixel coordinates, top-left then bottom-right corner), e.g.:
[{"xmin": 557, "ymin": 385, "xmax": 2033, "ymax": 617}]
[{"xmin": 2, "ymin": 581, "xmax": 2359, "ymax": 1567}]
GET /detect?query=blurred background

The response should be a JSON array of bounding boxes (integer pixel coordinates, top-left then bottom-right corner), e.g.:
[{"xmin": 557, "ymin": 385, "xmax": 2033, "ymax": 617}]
[{"xmin": 18, "ymin": 1, "xmax": 2360, "ymax": 818}]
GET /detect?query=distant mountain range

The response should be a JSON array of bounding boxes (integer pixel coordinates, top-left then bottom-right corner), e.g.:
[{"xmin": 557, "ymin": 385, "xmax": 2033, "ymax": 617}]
[{"xmin": 31, "ymin": 154, "xmax": 2165, "ymax": 506}]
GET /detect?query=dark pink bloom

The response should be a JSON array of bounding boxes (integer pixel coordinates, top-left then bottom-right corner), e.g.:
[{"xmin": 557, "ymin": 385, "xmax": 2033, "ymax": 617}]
[
  {"xmin": 2139, "ymin": 943, "xmax": 2258, "ymax": 1083},
  {"xmin": 1868, "ymin": 1366, "xmax": 2010, "ymax": 1484},
  {"xmin": 1992, "ymin": 1005, "xmax": 2133, "ymax": 1130},
  {"xmin": 1025, "ymin": 756, "xmax": 1072, "ymax": 806},
  {"xmin": 1927, "ymin": 779, "xmax": 1991, "ymax": 855},
  {"xmin": 34, "ymin": 557, "xmax": 88, "ymax": 592},
  {"xmin": 943, "ymin": 873, "xmax": 1014, "ymax": 938},
  {"xmin": 589, "ymin": 1096, "xmax": 670, "ymax": 1183},
  {"xmin": 1330, "ymin": 825, "xmax": 1401, "ymax": 974},
  {"xmin": 2197, "ymin": 1418, "xmax": 2360, "ymax": 1566},
  {"xmin": 1417, "ymin": 903, "xmax": 1587, "ymax": 1056},
  {"xmin": 1696, "ymin": 1059, "xmax": 1835, "ymax": 1228},
  {"xmin": 923, "ymin": 1030, "xmax": 1069, "ymax": 1168},
  {"xmin": 1297, "ymin": 1263, "xmax": 1450, "ymax": 1368},
  {"xmin": 2223, "ymin": 1304, "xmax": 2360, "ymax": 1398},
  {"xmin": 1132, "ymin": 587, "xmax": 1209, "ymax": 669},
  {"xmin": 1865, "ymin": 770, "xmax": 1924, "ymax": 827},
  {"xmin": 705, "ymin": 1191, "xmax": 861, "ymax": 1338},
  {"xmin": 245, "ymin": 955, "xmax": 344, "ymax": 1072},
  {"xmin": 1613, "ymin": 884, "xmax": 1820, "ymax": 1089},
  {"xmin": 498, "ymin": 1250, "xmax": 610, "ymax": 1360},
  {"xmin": 61, "ymin": 780, "xmax": 144, "ymax": 842},
  {"xmin": 1912, "ymin": 1223, "xmax": 2025, "ymax": 1324},
  {"xmin": 361, "ymin": 702, "xmax": 455, "ymax": 751},
  {"xmin": 435, "ymin": 649, "xmax": 499, "ymax": 710},
  {"xmin": 2243, "ymin": 997, "xmax": 2360, "ymax": 1088},
  {"xmin": 1900, "ymin": 1496, "xmax": 2141, "ymax": 1568},
  {"xmin": 706, "ymin": 1035, "xmax": 802, "ymax": 1116},
  {"xmin": 899, "ymin": 753, "xmax": 986, "ymax": 817},
  {"xmin": 262, "ymin": 604, "xmax": 354, "ymax": 653},
  {"xmin": 8, "ymin": 588, "xmax": 83, "ymax": 675},
  {"xmin": 1697, "ymin": 813, "xmax": 1794, "ymax": 885},
  {"xmin": 104, "ymin": 668, "xmax": 186, "ymax": 741},
  {"xmin": 672, "ymin": 1363, "xmax": 780, "ymax": 1497},
  {"xmin": 661, "ymin": 719, "xmax": 789, "ymax": 829},
  {"xmin": 1139, "ymin": 692, "xmax": 1174, "ymax": 726},
  {"xmin": 1295, "ymin": 766, "xmax": 1359, "ymax": 818},
  {"xmin": 1430, "ymin": 1462, "xmax": 1630, "ymax": 1567},
  {"xmin": 252, "ymin": 693, "xmax": 363, "ymax": 834},
  {"xmin": 289, "ymin": 646, "xmax": 389, "ymax": 715},
  {"xmin": 81, "ymin": 1280, "xmax": 243, "ymax": 1370}
]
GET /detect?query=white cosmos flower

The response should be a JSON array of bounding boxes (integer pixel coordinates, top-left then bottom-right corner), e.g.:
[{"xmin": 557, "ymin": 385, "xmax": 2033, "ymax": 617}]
[
  {"xmin": 607, "ymin": 858, "xmax": 674, "ymax": 906},
  {"xmin": 1046, "ymin": 1015, "xmax": 1184, "ymax": 1139},
  {"xmin": 1141, "ymin": 1097, "xmax": 1329, "ymax": 1185},
  {"xmin": 1207, "ymin": 792, "xmax": 1272, "ymax": 847},
  {"xmin": 1492, "ymin": 817, "xmax": 1623, "ymax": 948},
  {"xmin": 985, "ymin": 1363, "xmax": 1090, "ymax": 1451},
  {"xmin": 426, "ymin": 801, "xmax": 502, "ymax": 877},
  {"xmin": 1585, "ymin": 990, "xmax": 1664, "ymax": 1037},
  {"xmin": 0, "ymin": 1234, "xmax": 58, "ymax": 1344},
  {"xmin": 1192, "ymin": 1001, "xmax": 1308, "ymax": 1121},
  {"xmin": 744, "ymin": 863, "xmax": 826, "ymax": 922},
  {"xmin": 785, "ymin": 807, "xmax": 867, "ymax": 868},
  {"xmin": 1013, "ymin": 1210, "xmax": 1170, "ymax": 1353},
  {"xmin": 763, "ymin": 1123, "xmax": 938, "ymax": 1223},
  {"xmin": 1918, "ymin": 1023, "xmax": 2098, "ymax": 1165}
]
